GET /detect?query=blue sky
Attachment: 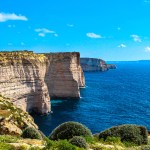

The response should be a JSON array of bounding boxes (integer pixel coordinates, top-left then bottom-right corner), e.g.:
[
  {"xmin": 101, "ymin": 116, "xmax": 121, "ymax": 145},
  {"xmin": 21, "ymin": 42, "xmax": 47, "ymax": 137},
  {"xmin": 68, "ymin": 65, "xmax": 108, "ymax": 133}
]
[{"xmin": 0, "ymin": 0, "xmax": 150, "ymax": 61}]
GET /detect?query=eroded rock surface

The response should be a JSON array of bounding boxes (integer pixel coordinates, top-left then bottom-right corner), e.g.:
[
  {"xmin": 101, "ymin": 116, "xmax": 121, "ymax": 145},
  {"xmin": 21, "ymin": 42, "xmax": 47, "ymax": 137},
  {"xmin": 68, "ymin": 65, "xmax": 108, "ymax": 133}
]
[
  {"xmin": 45, "ymin": 52, "xmax": 85, "ymax": 99},
  {"xmin": 0, "ymin": 51, "xmax": 85, "ymax": 114},
  {"xmin": 0, "ymin": 51, "xmax": 50, "ymax": 114}
]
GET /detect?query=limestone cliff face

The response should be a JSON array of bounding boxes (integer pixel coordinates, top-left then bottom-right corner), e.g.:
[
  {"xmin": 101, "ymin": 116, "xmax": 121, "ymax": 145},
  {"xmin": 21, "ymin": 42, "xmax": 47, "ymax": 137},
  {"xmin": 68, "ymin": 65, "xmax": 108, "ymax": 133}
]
[
  {"xmin": 0, "ymin": 51, "xmax": 50, "ymax": 114},
  {"xmin": 80, "ymin": 58, "xmax": 116, "ymax": 72},
  {"xmin": 0, "ymin": 51, "xmax": 85, "ymax": 114},
  {"xmin": 45, "ymin": 52, "xmax": 85, "ymax": 99}
]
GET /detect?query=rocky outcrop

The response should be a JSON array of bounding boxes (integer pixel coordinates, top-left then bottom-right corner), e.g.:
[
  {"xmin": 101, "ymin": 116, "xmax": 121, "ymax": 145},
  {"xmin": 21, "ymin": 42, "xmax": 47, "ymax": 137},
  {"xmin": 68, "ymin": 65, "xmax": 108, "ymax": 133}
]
[
  {"xmin": 0, "ymin": 51, "xmax": 85, "ymax": 114},
  {"xmin": 80, "ymin": 58, "xmax": 116, "ymax": 72},
  {"xmin": 45, "ymin": 52, "xmax": 85, "ymax": 99},
  {"xmin": 0, "ymin": 95, "xmax": 38, "ymax": 135}
]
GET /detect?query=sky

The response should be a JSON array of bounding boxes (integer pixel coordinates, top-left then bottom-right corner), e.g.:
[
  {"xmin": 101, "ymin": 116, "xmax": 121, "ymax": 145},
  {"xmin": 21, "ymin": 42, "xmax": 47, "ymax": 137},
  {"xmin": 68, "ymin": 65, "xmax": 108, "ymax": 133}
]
[{"xmin": 0, "ymin": 0, "xmax": 150, "ymax": 61}]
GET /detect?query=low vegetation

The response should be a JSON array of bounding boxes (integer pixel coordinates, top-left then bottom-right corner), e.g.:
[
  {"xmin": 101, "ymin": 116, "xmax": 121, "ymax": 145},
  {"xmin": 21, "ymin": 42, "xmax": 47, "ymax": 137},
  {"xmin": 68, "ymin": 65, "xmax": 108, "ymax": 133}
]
[
  {"xmin": 99, "ymin": 124, "xmax": 148, "ymax": 145},
  {"xmin": 22, "ymin": 127, "xmax": 42, "ymax": 140},
  {"xmin": 0, "ymin": 50, "xmax": 46, "ymax": 66},
  {"xmin": 69, "ymin": 136, "xmax": 87, "ymax": 149},
  {"xmin": 0, "ymin": 95, "xmax": 37, "ymax": 135},
  {"xmin": 49, "ymin": 121, "xmax": 92, "ymax": 140},
  {"xmin": 0, "ymin": 96, "xmax": 150, "ymax": 149}
]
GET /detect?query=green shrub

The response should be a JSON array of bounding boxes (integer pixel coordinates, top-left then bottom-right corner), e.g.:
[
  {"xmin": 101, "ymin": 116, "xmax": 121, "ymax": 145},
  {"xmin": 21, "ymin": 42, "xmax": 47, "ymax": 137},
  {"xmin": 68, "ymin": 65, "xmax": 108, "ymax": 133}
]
[
  {"xmin": 54, "ymin": 140, "xmax": 77, "ymax": 150},
  {"xmin": 21, "ymin": 127, "xmax": 42, "ymax": 139},
  {"xmin": 49, "ymin": 121, "xmax": 92, "ymax": 140},
  {"xmin": 0, "ymin": 142, "xmax": 15, "ymax": 150},
  {"xmin": 141, "ymin": 145, "xmax": 150, "ymax": 150},
  {"xmin": 44, "ymin": 139, "xmax": 79, "ymax": 150},
  {"xmin": 99, "ymin": 124, "xmax": 148, "ymax": 145},
  {"xmin": 69, "ymin": 136, "xmax": 87, "ymax": 149}
]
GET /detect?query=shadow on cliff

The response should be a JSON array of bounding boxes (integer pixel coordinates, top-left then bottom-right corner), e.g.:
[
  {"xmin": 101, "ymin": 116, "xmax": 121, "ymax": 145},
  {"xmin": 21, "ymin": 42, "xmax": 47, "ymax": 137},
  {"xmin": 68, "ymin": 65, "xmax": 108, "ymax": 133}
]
[{"xmin": 21, "ymin": 59, "xmax": 47, "ymax": 114}]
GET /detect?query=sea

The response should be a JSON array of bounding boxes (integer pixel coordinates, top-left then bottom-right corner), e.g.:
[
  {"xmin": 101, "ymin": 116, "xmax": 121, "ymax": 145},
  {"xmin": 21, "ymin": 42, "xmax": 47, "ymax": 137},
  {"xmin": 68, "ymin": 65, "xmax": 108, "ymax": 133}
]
[{"xmin": 32, "ymin": 61, "xmax": 150, "ymax": 136}]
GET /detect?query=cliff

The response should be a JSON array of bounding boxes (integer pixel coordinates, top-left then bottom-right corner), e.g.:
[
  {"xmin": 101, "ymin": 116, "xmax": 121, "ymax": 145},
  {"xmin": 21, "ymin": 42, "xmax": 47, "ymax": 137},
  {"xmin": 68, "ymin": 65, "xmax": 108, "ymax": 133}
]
[
  {"xmin": 0, "ymin": 51, "xmax": 84, "ymax": 114},
  {"xmin": 80, "ymin": 58, "xmax": 116, "ymax": 72},
  {"xmin": 45, "ymin": 52, "xmax": 85, "ymax": 99},
  {"xmin": 0, "ymin": 51, "xmax": 50, "ymax": 114}
]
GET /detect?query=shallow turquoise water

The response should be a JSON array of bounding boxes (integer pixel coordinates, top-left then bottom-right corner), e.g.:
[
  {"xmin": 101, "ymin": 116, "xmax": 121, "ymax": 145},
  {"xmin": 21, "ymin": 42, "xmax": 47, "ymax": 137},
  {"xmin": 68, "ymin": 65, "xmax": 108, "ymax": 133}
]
[{"xmin": 32, "ymin": 61, "xmax": 150, "ymax": 136}]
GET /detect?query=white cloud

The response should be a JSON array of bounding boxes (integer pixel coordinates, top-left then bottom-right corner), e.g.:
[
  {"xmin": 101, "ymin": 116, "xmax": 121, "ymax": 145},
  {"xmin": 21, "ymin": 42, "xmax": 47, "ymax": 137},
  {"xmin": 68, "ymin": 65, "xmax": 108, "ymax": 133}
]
[
  {"xmin": 131, "ymin": 34, "xmax": 142, "ymax": 42},
  {"xmin": 54, "ymin": 33, "xmax": 58, "ymax": 37},
  {"xmin": 118, "ymin": 44, "xmax": 126, "ymax": 48},
  {"xmin": 117, "ymin": 27, "xmax": 121, "ymax": 31},
  {"xmin": 145, "ymin": 47, "xmax": 150, "ymax": 52},
  {"xmin": 38, "ymin": 33, "xmax": 45, "ymax": 37},
  {"xmin": 35, "ymin": 28, "xmax": 55, "ymax": 34},
  {"xmin": 35, "ymin": 28, "xmax": 57, "ymax": 37},
  {"xmin": 67, "ymin": 24, "xmax": 74, "ymax": 27},
  {"xmin": 8, "ymin": 43, "xmax": 13, "ymax": 46},
  {"xmin": 21, "ymin": 42, "xmax": 25, "ymax": 46},
  {"xmin": 144, "ymin": 0, "xmax": 150, "ymax": 3},
  {"xmin": 8, "ymin": 24, "xmax": 16, "ymax": 28},
  {"xmin": 86, "ymin": 32, "xmax": 102, "ymax": 39},
  {"xmin": 0, "ymin": 13, "xmax": 28, "ymax": 22},
  {"xmin": 66, "ymin": 43, "xmax": 70, "ymax": 46}
]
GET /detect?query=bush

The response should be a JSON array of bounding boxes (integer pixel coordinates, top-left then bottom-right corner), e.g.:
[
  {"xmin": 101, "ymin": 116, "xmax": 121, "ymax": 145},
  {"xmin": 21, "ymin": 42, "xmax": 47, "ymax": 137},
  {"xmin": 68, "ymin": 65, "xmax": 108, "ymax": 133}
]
[
  {"xmin": 49, "ymin": 121, "xmax": 92, "ymax": 140},
  {"xmin": 99, "ymin": 124, "xmax": 148, "ymax": 145},
  {"xmin": 141, "ymin": 145, "xmax": 150, "ymax": 150},
  {"xmin": 21, "ymin": 127, "xmax": 42, "ymax": 140},
  {"xmin": 54, "ymin": 140, "xmax": 77, "ymax": 150},
  {"xmin": 44, "ymin": 139, "xmax": 80, "ymax": 150},
  {"xmin": 69, "ymin": 136, "xmax": 87, "ymax": 149}
]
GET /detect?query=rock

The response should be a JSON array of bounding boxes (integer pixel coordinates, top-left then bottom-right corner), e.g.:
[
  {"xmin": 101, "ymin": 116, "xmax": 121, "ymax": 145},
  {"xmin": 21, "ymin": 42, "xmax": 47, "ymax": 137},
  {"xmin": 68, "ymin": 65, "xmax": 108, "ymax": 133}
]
[
  {"xmin": 0, "ymin": 95, "xmax": 38, "ymax": 136},
  {"xmin": 0, "ymin": 51, "xmax": 85, "ymax": 114},
  {"xmin": 80, "ymin": 58, "xmax": 116, "ymax": 71},
  {"xmin": 0, "ymin": 51, "xmax": 50, "ymax": 114},
  {"xmin": 107, "ymin": 64, "xmax": 116, "ymax": 69},
  {"xmin": 45, "ymin": 52, "xmax": 85, "ymax": 99}
]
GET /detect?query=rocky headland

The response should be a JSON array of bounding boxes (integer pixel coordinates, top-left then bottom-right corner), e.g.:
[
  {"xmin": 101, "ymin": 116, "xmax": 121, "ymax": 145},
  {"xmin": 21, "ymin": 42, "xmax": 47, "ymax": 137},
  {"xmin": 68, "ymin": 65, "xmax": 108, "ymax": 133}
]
[
  {"xmin": 80, "ymin": 58, "xmax": 116, "ymax": 72},
  {"xmin": 0, "ymin": 51, "xmax": 84, "ymax": 114}
]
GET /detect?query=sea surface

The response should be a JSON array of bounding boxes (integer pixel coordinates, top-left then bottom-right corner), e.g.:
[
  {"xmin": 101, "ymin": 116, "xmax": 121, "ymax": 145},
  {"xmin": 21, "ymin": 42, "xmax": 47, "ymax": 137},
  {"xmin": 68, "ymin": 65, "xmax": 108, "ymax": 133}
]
[{"xmin": 32, "ymin": 61, "xmax": 150, "ymax": 136}]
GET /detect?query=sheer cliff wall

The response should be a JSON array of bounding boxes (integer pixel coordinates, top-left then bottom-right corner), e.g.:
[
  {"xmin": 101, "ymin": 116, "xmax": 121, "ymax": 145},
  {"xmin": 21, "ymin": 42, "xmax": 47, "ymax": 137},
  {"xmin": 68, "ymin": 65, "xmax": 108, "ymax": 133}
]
[
  {"xmin": 0, "ymin": 51, "xmax": 85, "ymax": 114},
  {"xmin": 45, "ymin": 52, "xmax": 85, "ymax": 99},
  {"xmin": 0, "ymin": 51, "xmax": 50, "ymax": 114}
]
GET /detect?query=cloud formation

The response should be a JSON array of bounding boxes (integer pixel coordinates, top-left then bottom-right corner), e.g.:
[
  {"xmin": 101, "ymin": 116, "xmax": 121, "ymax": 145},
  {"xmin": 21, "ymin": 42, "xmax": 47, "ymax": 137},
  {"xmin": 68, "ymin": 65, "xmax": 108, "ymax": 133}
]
[
  {"xmin": 144, "ymin": 0, "xmax": 150, "ymax": 3},
  {"xmin": 118, "ymin": 44, "xmax": 126, "ymax": 48},
  {"xmin": 145, "ymin": 47, "xmax": 150, "ymax": 52},
  {"xmin": 35, "ymin": 28, "xmax": 56, "ymax": 37},
  {"xmin": 67, "ymin": 24, "xmax": 74, "ymax": 27},
  {"xmin": 86, "ymin": 32, "xmax": 102, "ymax": 38},
  {"xmin": 131, "ymin": 34, "xmax": 142, "ymax": 42},
  {"xmin": 0, "ymin": 13, "xmax": 28, "ymax": 22}
]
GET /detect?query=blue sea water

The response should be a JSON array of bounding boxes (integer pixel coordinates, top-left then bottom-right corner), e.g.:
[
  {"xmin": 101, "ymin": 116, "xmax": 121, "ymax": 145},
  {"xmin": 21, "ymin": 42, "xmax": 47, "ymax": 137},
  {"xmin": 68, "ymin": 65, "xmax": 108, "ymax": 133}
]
[{"xmin": 32, "ymin": 61, "xmax": 150, "ymax": 136}]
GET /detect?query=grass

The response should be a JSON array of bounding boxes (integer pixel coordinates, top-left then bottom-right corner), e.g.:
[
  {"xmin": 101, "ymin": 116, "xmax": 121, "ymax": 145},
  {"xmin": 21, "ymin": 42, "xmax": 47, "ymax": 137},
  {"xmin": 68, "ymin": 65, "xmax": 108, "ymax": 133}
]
[{"xmin": 0, "ymin": 50, "xmax": 47, "ymax": 66}]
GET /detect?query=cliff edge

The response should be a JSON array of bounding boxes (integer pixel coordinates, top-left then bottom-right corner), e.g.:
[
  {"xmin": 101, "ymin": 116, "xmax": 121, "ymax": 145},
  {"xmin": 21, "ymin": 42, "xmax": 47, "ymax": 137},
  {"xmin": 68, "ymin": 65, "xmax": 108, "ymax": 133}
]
[
  {"xmin": 80, "ymin": 58, "xmax": 116, "ymax": 72},
  {"xmin": 0, "ymin": 51, "xmax": 85, "ymax": 114}
]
